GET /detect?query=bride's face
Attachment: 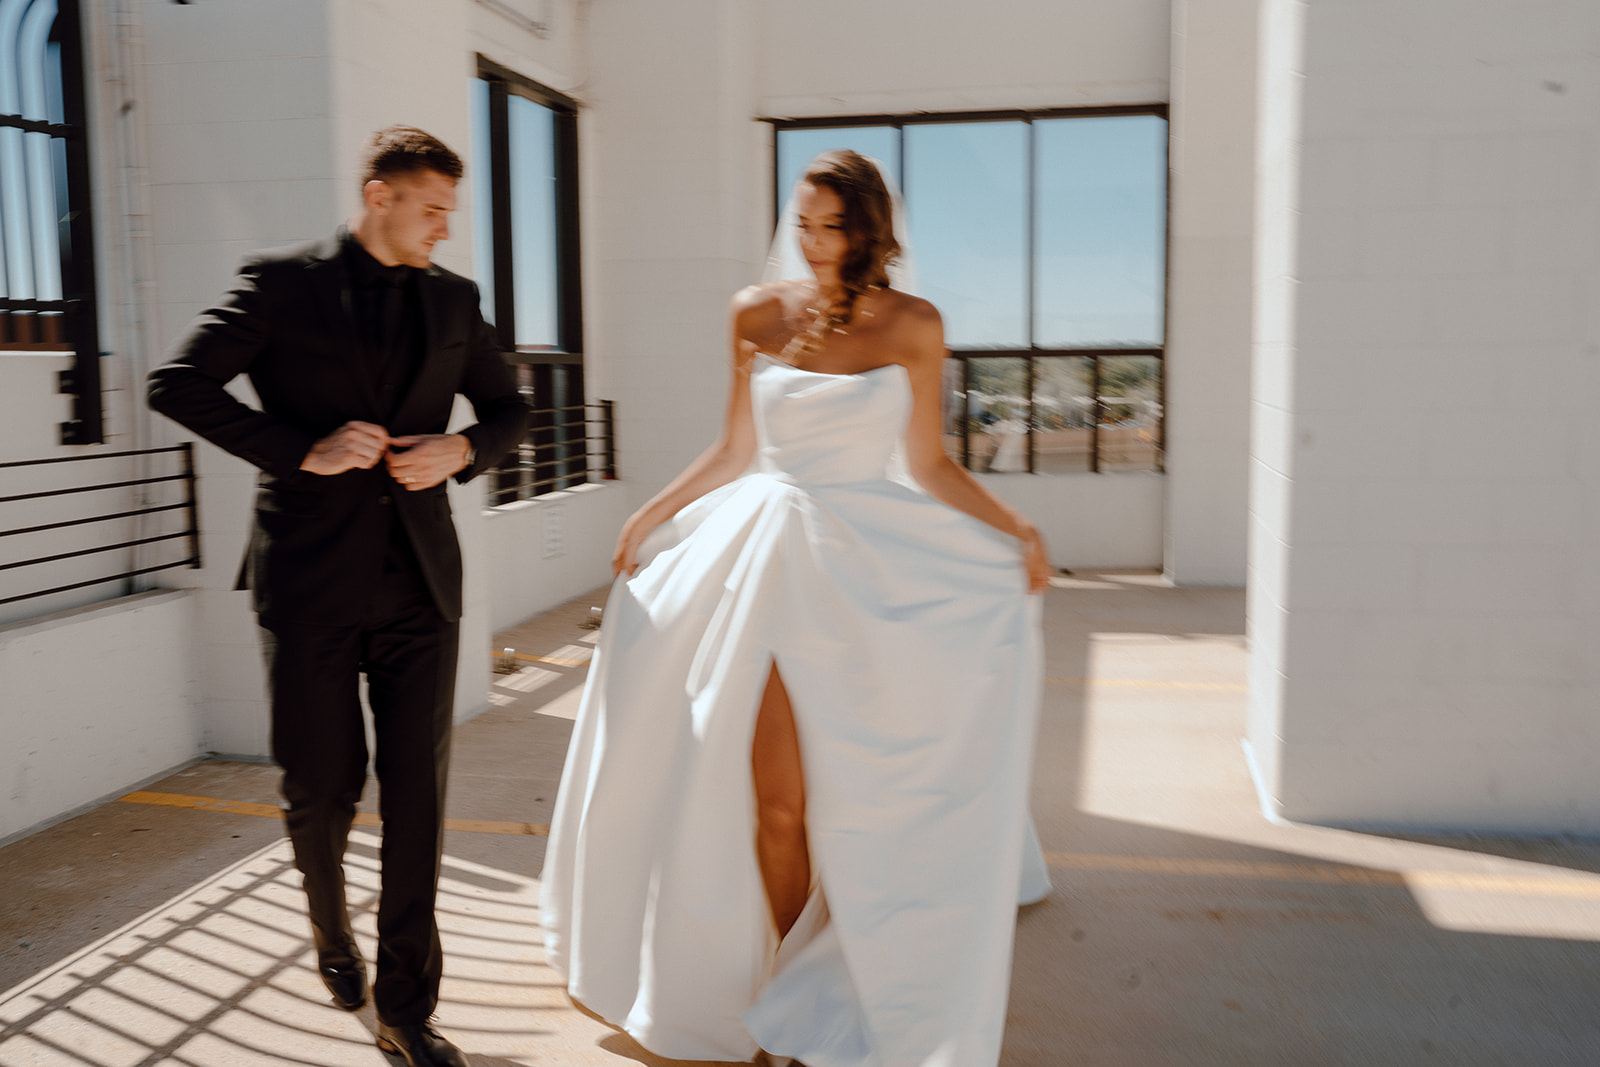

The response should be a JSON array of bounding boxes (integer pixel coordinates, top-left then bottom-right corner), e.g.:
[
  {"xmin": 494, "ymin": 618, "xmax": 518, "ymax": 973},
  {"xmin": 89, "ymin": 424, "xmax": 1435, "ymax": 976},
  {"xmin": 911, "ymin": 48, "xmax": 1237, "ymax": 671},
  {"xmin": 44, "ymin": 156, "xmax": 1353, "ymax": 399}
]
[{"xmin": 794, "ymin": 182, "xmax": 849, "ymax": 286}]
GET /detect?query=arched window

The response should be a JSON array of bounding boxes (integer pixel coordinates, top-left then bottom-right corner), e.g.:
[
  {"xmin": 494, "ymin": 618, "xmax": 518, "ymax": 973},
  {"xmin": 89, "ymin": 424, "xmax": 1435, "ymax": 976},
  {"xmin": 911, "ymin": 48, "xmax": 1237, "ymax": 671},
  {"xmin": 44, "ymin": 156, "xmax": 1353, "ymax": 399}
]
[{"xmin": 1, "ymin": 0, "xmax": 101, "ymax": 444}]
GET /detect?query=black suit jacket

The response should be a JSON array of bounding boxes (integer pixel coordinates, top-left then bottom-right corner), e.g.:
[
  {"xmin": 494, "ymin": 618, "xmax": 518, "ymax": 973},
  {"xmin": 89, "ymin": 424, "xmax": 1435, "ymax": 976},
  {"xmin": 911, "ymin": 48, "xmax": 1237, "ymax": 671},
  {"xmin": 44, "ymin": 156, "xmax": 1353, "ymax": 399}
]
[{"xmin": 148, "ymin": 232, "xmax": 531, "ymax": 625}]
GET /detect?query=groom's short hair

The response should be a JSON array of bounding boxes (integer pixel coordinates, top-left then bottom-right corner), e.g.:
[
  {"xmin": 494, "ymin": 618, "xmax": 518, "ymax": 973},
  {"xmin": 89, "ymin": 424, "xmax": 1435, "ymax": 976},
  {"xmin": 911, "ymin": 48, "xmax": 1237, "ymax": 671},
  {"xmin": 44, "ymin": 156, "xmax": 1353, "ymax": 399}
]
[{"xmin": 360, "ymin": 125, "xmax": 463, "ymax": 191}]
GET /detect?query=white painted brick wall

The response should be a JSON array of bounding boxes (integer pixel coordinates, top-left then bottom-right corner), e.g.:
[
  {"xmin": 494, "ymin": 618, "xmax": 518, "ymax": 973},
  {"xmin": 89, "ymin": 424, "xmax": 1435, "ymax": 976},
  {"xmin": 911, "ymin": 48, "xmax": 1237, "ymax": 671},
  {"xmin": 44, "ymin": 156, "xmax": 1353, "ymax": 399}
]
[
  {"xmin": 1250, "ymin": 0, "xmax": 1600, "ymax": 831},
  {"xmin": 0, "ymin": 591, "xmax": 201, "ymax": 844}
]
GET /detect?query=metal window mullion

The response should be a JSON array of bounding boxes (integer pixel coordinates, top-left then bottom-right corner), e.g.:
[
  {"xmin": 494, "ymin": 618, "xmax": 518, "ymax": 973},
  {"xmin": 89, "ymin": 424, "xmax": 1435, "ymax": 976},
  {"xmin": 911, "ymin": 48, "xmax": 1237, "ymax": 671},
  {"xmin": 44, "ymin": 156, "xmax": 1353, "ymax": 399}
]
[
  {"xmin": 56, "ymin": 0, "xmax": 102, "ymax": 443},
  {"xmin": 487, "ymin": 78, "xmax": 515, "ymax": 349},
  {"xmin": 1023, "ymin": 118, "xmax": 1036, "ymax": 474},
  {"xmin": 1090, "ymin": 356, "xmax": 1102, "ymax": 473},
  {"xmin": 554, "ymin": 104, "xmax": 582, "ymax": 359},
  {"xmin": 961, "ymin": 356, "xmax": 972, "ymax": 471}
]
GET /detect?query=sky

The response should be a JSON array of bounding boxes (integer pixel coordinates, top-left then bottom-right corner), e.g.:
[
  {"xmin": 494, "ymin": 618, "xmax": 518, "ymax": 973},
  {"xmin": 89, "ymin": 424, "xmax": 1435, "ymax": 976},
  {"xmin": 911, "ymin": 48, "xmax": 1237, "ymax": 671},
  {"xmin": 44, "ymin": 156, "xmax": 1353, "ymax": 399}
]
[{"xmin": 776, "ymin": 115, "xmax": 1166, "ymax": 351}]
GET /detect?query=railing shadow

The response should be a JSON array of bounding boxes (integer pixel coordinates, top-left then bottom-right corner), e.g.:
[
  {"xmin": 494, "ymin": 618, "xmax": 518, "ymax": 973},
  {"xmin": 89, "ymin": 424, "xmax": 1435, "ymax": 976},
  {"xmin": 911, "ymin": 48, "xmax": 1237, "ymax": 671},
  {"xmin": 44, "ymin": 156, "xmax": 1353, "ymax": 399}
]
[{"xmin": 0, "ymin": 824, "xmax": 569, "ymax": 1065}]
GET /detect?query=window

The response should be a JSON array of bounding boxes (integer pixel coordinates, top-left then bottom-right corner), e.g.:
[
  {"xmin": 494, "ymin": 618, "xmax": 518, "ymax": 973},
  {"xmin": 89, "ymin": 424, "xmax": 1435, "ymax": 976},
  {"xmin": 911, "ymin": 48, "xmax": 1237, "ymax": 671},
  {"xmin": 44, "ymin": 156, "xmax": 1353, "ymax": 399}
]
[
  {"xmin": 471, "ymin": 57, "xmax": 584, "ymax": 498},
  {"xmin": 773, "ymin": 108, "xmax": 1167, "ymax": 473},
  {"xmin": 1, "ymin": 0, "xmax": 101, "ymax": 444}
]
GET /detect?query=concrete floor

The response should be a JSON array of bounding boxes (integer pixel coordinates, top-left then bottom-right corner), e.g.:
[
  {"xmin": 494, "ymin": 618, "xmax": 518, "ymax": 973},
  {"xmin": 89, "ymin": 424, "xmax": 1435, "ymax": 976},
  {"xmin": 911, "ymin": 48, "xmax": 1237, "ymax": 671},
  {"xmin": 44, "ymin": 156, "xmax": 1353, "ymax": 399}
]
[{"xmin": 4, "ymin": 575, "xmax": 1600, "ymax": 1065}]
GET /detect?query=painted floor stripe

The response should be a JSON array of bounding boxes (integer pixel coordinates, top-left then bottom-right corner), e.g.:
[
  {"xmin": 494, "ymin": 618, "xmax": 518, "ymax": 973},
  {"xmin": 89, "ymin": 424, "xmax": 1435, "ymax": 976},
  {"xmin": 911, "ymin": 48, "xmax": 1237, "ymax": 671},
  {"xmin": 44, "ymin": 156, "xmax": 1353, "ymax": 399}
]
[
  {"xmin": 118, "ymin": 793, "xmax": 1599, "ymax": 900},
  {"xmin": 494, "ymin": 649, "xmax": 592, "ymax": 667},
  {"xmin": 1043, "ymin": 850, "xmax": 1600, "ymax": 899},
  {"xmin": 118, "ymin": 791, "xmax": 550, "ymax": 837},
  {"xmin": 489, "ymin": 657, "xmax": 1248, "ymax": 691}
]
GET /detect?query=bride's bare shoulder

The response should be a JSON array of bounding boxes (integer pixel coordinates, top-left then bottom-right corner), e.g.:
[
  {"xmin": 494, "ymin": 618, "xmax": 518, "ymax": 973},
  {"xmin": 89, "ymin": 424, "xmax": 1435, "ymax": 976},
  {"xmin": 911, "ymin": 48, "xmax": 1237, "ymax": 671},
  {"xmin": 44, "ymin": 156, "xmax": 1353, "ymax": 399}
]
[
  {"xmin": 731, "ymin": 280, "xmax": 804, "ymax": 317},
  {"xmin": 730, "ymin": 282, "xmax": 801, "ymax": 353},
  {"xmin": 878, "ymin": 289, "xmax": 944, "ymax": 343}
]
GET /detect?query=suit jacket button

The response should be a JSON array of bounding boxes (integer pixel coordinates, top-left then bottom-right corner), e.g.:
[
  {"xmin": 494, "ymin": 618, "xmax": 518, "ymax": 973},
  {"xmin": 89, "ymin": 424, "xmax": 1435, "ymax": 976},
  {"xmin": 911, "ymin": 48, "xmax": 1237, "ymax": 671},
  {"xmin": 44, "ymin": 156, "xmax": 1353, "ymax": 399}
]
[{"xmin": 378, "ymin": 494, "xmax": 392, "ymax": 505}]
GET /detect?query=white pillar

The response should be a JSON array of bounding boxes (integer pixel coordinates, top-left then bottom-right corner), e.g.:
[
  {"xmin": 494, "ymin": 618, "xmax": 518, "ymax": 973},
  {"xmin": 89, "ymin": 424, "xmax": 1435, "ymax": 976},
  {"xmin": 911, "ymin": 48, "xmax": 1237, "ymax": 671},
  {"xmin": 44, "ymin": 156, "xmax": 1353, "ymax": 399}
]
[{"xmin": 1163, "ymin": 0, "xmax": 1259, "ymax": 587}]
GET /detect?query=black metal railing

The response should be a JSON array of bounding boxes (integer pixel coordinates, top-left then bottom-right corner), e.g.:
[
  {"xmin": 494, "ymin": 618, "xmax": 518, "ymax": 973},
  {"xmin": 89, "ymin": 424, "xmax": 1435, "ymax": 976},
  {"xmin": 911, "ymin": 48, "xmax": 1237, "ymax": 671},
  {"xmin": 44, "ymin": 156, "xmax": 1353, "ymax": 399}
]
[
  {"xmin": 487, "ymin": 400, "xmax": 616, "ymax": 505},
  {"xmin": 0, "ymin": 444, "xmax": 201, "ymax": 608}
]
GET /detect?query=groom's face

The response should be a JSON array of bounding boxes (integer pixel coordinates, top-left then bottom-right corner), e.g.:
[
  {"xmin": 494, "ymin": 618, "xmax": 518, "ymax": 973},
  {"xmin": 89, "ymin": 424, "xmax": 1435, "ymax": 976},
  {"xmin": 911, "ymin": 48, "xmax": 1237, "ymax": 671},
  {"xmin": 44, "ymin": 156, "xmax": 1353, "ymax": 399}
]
[{"xmin": 374, "ymin": 169, "xmax": 458, "ymax": 268}]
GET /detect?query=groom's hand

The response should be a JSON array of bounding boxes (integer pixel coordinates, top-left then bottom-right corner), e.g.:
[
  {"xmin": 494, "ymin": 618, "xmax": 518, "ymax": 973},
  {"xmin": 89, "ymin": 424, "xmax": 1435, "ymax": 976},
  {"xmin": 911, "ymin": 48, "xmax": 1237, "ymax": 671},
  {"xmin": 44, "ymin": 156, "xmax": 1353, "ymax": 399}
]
[
  {"xmin": 301, "ymin": 421, "xmax": 390, "ymax": 475},
  {"xmin": 385, "ymin": 434, "xmax": 471, "ymax": 490}
]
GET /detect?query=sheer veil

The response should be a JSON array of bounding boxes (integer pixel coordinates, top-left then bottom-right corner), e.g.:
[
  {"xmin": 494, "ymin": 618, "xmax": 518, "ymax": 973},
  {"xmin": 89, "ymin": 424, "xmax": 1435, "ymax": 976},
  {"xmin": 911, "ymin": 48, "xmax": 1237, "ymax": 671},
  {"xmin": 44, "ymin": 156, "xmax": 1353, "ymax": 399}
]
[{"xmin": 760, "ymin": 156, "xmax": 917, "ymax": 295}]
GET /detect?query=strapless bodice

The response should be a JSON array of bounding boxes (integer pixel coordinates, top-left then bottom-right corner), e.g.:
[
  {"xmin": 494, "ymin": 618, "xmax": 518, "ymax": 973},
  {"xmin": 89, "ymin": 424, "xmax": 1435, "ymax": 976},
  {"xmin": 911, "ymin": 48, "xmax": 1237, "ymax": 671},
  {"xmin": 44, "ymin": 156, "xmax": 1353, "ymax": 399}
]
[{"xmin": 751, "ymin": 353, "xmax": 910, "ymax": 486}]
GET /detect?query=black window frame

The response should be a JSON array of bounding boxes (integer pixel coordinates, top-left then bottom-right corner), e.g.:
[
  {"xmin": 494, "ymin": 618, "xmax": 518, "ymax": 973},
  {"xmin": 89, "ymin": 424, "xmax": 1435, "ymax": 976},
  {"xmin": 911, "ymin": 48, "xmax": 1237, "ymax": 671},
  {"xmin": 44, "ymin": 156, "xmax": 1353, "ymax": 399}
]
[
  {"xmin": 474, "ymin": 56, "xmax": 585, "ymax": 497},
  {"xmin": 769, "ymin": 105, "xmax": 1169, "ymax": 475},
  {"xmin": 0, "ymin": 0, "xmax": 102, "ymax": 445}
]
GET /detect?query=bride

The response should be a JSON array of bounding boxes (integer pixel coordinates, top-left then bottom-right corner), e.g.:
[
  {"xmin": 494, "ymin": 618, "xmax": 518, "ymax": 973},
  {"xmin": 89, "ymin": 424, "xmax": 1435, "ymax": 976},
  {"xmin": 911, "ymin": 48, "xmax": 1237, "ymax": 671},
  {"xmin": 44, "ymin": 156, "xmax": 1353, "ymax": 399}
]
[{"xmin": 540, "ymin": 150, "xmax": 1048, "ymax": 1066}]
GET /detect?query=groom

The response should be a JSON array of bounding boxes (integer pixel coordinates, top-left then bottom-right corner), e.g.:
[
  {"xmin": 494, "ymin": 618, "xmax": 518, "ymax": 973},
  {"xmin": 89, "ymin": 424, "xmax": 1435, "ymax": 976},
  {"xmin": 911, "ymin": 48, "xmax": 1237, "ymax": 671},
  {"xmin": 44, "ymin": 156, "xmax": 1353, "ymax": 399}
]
[{"xmin": 148, "ymin": 126, "xmax": 529, "ymax": 1067}]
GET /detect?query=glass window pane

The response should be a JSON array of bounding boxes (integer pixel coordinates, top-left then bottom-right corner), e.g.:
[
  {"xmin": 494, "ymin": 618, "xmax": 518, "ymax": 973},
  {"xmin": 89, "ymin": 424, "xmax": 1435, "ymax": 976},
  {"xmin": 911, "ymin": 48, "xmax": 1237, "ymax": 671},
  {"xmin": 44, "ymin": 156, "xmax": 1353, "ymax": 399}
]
[
  {"xmin": 509, "ymin": 93, "xmax": 558, "ymax": 350},
  {"xmin": 1097, "ymin": 355, "xmax": 1163, "ymax": 472},
  {"xmin": 469, "ymin": 78, "xmax": 495, "ymax": 326},
  {"xmin": 965, "ymin": 356, "xmax": 1029, "ymax": 473},
  {"xmin": 905, "ymin": 121, "xmax": 1027, "ymax": 348},
  {"xmin": 776, "ymin": 126, "xmax": 900, "ymax": 206},
  {"xmin": 1035, "ymin": 115, "xmax": 1167, "ymax": 348},
  {"xmin": 1033, "ymin": 356, "xmax": 1094, "ymax": 473}
]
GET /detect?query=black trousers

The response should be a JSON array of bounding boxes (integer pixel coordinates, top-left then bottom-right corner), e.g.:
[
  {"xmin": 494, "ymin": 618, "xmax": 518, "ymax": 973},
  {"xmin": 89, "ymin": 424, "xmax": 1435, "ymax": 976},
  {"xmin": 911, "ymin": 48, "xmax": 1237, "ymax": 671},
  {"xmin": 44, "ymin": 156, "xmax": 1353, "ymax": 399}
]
[{"xmin": 259, "ymin": 533, "xmax": 459, "ymax": 1026}]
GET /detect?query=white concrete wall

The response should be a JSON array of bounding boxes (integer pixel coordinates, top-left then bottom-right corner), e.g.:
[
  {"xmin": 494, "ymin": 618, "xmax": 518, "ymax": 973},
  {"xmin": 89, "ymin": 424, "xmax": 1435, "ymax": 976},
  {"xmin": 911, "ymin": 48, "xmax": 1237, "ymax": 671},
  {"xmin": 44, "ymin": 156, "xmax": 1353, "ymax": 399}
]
[
  {"xmin": 1249, "ymin": 0, "xmax": 1600, "ymax": 832},
  {"xmin": 1163, "ymin": 0, "xmax": 1257, "ymax": 585},
  {"xmin": 977, "ymin": 472, "xmax": 1165, "ymax": 571},
  {"xmin": 1244, "ymin": 0, "xmax": 1305, "ymax": 819},
  {"xmin": 580, "ymin": 0, "xmax": 764, "ymax": 509},
  {"xmin": 483, "ymin": 481, "xmax": 630, "ymax": 634},
  {"xmin": 760, "ymin": 0, "xmax": 1170, "ymax": 115},
  {"xmin": 0, "ymin": 591, "xmax": 200, "ymax": 843},
  {"xmin": 134, "ymin": 0, "xmax": 338, "ymax": 755}
]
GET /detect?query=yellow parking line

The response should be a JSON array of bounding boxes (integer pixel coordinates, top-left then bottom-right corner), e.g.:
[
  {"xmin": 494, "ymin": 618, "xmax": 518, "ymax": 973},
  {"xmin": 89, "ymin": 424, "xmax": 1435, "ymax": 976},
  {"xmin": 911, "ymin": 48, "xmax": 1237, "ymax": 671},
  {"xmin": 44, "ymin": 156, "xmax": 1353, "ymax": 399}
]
[
  {"xmin": 1043, "ymin": 851, "xmax": 1600, "ymax": 899},
  {"xmin": 118, "ymin": 791, "xmax": 549, "ymax": 837},
  {"xmin": 119, "ymin": 793, "xmax": 1597, "ymax": 900}
]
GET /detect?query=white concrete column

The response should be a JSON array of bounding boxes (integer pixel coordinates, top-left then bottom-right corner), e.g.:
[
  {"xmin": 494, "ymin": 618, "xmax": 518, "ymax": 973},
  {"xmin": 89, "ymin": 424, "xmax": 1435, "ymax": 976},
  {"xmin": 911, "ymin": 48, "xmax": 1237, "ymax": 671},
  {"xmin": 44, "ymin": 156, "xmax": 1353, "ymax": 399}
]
[
  {"xmin": 1162, "ymin": 0, "xmax": 1258, "ymax": 587},
  {"xmin": 583, "ymin": 0, "xmax": 765, "ymax": 508},
  {"xmin": 1249, "ymin": 0, "xmax": 1600, "ymax": 832}
]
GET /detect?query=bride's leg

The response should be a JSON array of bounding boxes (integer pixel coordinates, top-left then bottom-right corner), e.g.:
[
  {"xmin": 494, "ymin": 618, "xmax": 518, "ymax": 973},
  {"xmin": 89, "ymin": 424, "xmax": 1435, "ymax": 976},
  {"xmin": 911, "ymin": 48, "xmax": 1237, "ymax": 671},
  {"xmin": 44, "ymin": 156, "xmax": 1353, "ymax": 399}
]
[{"xmin": 752, "ymin": 665, "xmax": 810, "ymax": 939}]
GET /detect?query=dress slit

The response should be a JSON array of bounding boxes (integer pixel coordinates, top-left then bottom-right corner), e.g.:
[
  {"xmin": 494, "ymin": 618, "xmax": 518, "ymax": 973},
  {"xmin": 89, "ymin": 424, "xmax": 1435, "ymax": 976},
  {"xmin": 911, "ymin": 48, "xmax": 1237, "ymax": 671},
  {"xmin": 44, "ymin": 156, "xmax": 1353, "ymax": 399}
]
[{"xmin": 751, "ymin": 659, "xmax": 812, "ymax": 942}]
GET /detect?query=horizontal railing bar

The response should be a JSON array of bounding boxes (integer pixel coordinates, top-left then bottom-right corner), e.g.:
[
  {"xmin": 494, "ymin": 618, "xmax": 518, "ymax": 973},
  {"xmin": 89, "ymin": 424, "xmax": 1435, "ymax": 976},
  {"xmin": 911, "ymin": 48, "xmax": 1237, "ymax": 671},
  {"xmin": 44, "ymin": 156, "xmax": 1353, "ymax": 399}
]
[
  {"xmin": 0, "ymin": 298, "xmax": 74, "ymax": 314},
  {"xmin": 0, "ymin": 501, "xmax": 190, "ymax": 539},
  {"xmin": 0, "ymin": 445, "xmax": 191, "ymax": 470},
  {"xmin": 486, "ymin": 483, "xmax": 595, "ymax": 502},
  {"xmin": 0, "ymin": 473, "xmax": 188, "ymax": 504},
  {"xmin": 0, "ymin": 558, "xmax": 198, "ymax": 608},
  {"xmin": 950, "ymin": 348, "xmax": 1164, "ymax": 359},
  {"xmin": 0, "ymin": 114, "xmax": 77, "ymax": 137},
  {"xmin": 506, "ymin": 351, "xmax": 584, "ymax": 366},
  {"xmin": 0, "ymin": 531, "xmax": 193, "ymax": 573}
]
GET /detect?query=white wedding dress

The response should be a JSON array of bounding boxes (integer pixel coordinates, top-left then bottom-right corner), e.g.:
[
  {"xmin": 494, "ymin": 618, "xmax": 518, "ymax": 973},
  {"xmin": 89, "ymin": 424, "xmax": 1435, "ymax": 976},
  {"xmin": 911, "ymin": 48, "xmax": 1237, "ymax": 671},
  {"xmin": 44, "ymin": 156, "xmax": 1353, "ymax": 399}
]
[{"xmin": 541, "ymin": 353, "xmax": 1044, "ymax": 1066}]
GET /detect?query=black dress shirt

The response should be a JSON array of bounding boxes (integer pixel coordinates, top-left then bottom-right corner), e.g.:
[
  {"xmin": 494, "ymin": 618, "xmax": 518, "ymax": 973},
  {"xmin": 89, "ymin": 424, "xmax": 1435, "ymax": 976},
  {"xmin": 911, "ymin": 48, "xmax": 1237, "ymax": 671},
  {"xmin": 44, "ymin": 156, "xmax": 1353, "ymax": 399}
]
[{"xmin": 343, "ymin": 230, "xmax": 423, "ymax": 417}]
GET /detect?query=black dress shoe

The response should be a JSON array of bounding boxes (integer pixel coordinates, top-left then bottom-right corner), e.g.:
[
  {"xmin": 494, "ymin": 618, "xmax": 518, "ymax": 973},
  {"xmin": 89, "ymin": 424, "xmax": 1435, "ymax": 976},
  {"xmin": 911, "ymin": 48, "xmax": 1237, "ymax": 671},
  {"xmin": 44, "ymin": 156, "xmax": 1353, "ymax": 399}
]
[
  {"xmin": 317, "ymin": 957, "xmax": 368, "ymax": 1011},
  {"xmin": 375, "ymin": 1020, "xmax": 467, "ymax": 1067}
]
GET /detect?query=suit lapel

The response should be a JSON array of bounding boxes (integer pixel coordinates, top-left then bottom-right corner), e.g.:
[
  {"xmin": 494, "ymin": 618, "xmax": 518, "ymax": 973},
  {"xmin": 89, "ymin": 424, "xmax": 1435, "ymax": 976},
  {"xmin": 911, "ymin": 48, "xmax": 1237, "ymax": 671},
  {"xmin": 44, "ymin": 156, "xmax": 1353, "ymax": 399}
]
[{"xmin": 309, "ymin": 232, "xmax": 382, "ymax": 419}]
